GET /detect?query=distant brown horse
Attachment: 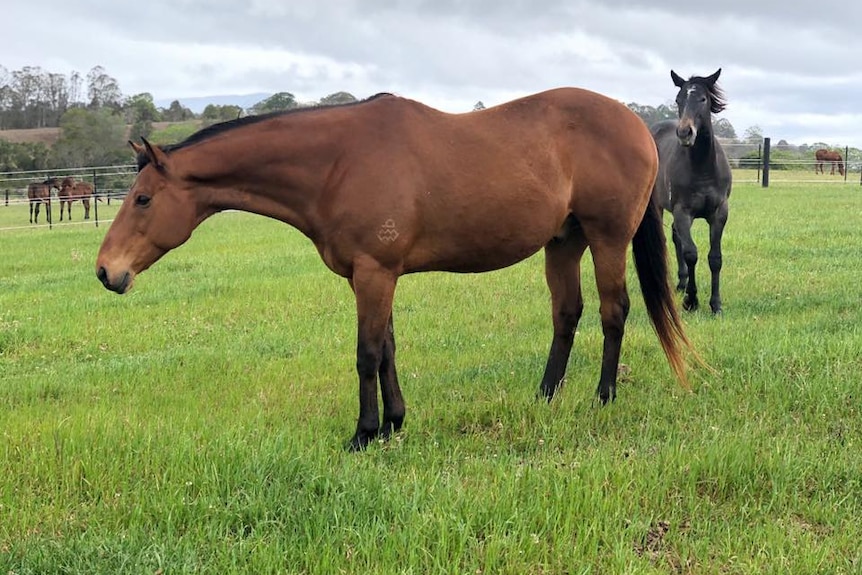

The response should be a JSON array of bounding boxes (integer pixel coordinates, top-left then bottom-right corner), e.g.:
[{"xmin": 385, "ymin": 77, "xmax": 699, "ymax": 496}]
[
  {"xmin": 96, "ymin": 89, "xmax": 705, "ymax": 450},
  {"xmin": 58, "ymin": 177, "xmax": 95, "ymax": 221},
  {"xmin": 815, "ymin": 149, "xmax": 845, "ymax": 176},
  {"xmin": 27, "ymin": 177, "xmax": 61, "ymax": 224}
]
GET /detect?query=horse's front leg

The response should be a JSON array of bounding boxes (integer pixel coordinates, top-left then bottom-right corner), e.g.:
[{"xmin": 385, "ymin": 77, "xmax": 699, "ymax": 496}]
[
  {"xmin": 670, "ymin": 223, "xmax": 688, "ymax": 292},
  {"xmin": 672, "ymin": 210, "xmax": 699, "ymax": 311},
  {"xmin": 348, "ymin": 260, "xmax": 399, "ymax": 451},
  {"xmin": 707, "ymin": 200, "xmax": 729, "ymax": 315}
]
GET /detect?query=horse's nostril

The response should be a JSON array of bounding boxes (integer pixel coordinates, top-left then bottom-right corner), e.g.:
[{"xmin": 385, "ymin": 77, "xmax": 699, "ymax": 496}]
[{"xmin": 97, "ymin": 266, "xmax": 109, "ymax": 287}]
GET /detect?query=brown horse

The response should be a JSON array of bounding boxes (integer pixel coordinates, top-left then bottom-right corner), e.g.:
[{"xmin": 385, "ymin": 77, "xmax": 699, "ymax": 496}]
[
  {"xmin": 96, "ymin": 89, "xmax": 703, "ymax": 450},
  {"xmin": 815, "ymin": 149, "xmax": 845, "ymax": 176},
  {"xmin": 58, "ymin": 177, "xmax": 95, "ymax": 221},
  {"xmin": 27, "ymin": 177, "xmax": 61, "ymax": 224}
]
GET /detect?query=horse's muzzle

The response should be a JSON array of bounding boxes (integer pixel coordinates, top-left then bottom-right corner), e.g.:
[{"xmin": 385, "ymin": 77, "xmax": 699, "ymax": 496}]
[
  {"xmin": 97, "ymin": 266, "xmax": 133, "ymax": 294},
  {"xmin": 676, "ymin": 123, "xmax": 697, "ymax": 147}
]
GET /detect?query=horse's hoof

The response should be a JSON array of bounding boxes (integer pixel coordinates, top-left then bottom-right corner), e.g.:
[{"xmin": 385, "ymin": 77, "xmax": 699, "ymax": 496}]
[
  {"xmin": 683, "ymin": 297, "xmax": 699, "ymax": 312},
  {"xmin": 346, "ymin": 429, "xmax": 378, "ymax": 452},
  {"xmin": 378, "ymin": 419, "xmax": 403, "ymax": 442},
  {"xmin": 595, "ymin": 386, "xmax": 616, "ymax": 405}
]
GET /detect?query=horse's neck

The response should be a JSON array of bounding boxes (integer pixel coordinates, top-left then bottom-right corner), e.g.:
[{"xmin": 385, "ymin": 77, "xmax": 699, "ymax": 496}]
[
  {"xmin": 174, "ymin": 122, "xmax": 342, "ymax": 238},
  {"xmin": 688, "ymin": 125, "xmax": 718, "ymax": 168}
]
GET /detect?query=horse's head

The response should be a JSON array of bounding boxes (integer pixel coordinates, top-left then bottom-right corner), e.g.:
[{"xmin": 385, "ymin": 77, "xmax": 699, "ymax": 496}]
[
  {"xmin": 45, "ymin": 177, "xmax": 62, "ymax": 190},
  {"xmin": 96, "ymin": 139, "xmax": 201, "ymax": 294},
  {"xmin": 671, "ymin": 68, "xmax": 725, "ymax": 147}
]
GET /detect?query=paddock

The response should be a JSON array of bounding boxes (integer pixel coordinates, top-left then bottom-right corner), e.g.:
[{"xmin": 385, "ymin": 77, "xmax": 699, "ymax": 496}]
[{"xmin": 1, "ymin": 179, "xmax": 859, "ymax": 572}]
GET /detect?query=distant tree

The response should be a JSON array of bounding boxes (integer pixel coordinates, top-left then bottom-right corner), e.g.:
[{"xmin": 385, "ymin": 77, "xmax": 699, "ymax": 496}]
[
  {"xmin": 248, "ymin": 92, "xmax": 298, "ymax": 115},
  {"xmin": 0, "ymin": 65, "xmax": 97, "ymax": 129},
  {"xmin": 161, "ymin": 100, "xmax": 195, "ymax": 122},
  {"xmin": 124, "ymin": 92, "xmax": 160, "ymax": 141},
  {"xmin": 9, "ymin": 66, "xmax": 49, "ymax": 128},
  {"xmin": 86, "ymin": 65, "xmax": 122, "ymax": 111},
  {"xmin": 473, "ymin": 101, "xmax": 485, "ymax": 111},
  {"xmin": 743, "ymin": 125, "xmax": 764, "ymax": 143},
  {"xmin": 319, "ymin": 91, "xmax": 357, "ymax": 106},
  {"xmin": 626, "ymin": 102, "xmax": 676, "ymax": 126},
  {"xmin": 52, "ymin": 107, "xmax": 127, "ymax": 167},
  {"xmin": 201, "ymin": 104, "xmax": 244, "ymax": 126},
  {"xmin": 713, "ymin": 118, "xmax": 737, "ymax": 140},
  {"xmin": 68, "ymin": 70, "xmax": 84, "ymax": 107},
  {"xmin": 0, "ymin": 139, "xmax": 49, "ymax": 171}
]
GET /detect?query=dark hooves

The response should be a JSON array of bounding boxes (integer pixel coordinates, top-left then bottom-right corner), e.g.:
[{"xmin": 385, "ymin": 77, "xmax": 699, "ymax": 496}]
[
  {"xmin": 346, "ymin": 421, "xmax": 403, "ymax": 452},
  {"xmin": 346, "ymin": 430, "xmax": 377, "ymax": 452}
]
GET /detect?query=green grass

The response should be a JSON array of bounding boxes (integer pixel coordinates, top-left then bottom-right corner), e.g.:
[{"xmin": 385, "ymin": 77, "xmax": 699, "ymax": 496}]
[{"xmin": 1, "ymin": 181, "xmax": 860, "ymax": 573}]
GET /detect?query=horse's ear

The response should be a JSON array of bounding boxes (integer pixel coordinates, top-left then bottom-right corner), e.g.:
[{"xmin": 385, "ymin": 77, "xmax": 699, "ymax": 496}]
[
  {"xmin": 141, "ymin": 137, "xmax": 169, "ymax": 172},
  {"xmin": 128, "ymin": 140, "xmax": 145, "ymax": 155},
  {"xmin": 671, "ymin": 70, "xmax": 686, "ymax": 88},
  {"xmin": 705, "ymin": 68, "xmax": 722, "ymax": 86}
]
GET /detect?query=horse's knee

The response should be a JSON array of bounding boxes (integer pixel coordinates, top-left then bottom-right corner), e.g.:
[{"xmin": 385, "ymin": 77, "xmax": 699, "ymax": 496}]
[
  {"xmin": 682, "ymin": 246, "xmax": 698, "ymax": 266},
  {"xmin": 708, "ymin": 253, "xmax": 722, "ymax": 272}
]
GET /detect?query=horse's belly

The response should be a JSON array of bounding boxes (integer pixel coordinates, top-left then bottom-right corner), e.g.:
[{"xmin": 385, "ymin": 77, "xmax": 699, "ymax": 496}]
[{"xmin": 406, "ymin": 217, "xmax": 558, "ymax": 273}]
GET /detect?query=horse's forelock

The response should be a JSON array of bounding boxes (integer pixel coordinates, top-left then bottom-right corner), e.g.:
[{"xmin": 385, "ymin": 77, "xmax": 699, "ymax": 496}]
[{"xmin": 684, "ymin": 75, "xmax": 727, "ymax": 115}]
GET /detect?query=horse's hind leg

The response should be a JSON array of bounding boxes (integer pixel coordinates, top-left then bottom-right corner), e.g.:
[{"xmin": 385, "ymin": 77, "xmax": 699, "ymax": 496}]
[
  {"xmin": 590, "ymin": 241, "xmax": 631, "ymax": 404},
  {"xmin": 707, "ymin": 200, "xmax": 729, "ymax": 314},
  {"xmin": 539, "ymin": 231, "xmax": 588, "ymax": 400},
  {"xmin": 378, "ymin": 313, "xmax": 405, "ymax": 439}
]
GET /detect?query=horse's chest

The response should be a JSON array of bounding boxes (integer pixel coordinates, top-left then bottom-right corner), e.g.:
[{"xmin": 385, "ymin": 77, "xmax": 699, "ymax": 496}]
[{"xmin": 669, "ymin": 179, "xmax": 720, "ymax": 214}]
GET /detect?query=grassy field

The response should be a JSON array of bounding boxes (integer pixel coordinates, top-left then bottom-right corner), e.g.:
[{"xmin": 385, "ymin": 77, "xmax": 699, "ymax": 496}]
[{"xmin": 1, "ymin": 180, "xmax": 860, "ymax": 574}]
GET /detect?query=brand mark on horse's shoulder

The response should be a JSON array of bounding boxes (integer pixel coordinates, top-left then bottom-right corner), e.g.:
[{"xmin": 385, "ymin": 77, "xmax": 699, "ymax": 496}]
[{"xmin": 377, "ymin": 219, "xmax": 399, "ymax": 244}]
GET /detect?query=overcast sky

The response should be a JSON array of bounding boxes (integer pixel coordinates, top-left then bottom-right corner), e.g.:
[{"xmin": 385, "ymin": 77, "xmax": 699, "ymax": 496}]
[{"xmin": 5, "ymin": 1, "xmax": 861, "ymax": 146}]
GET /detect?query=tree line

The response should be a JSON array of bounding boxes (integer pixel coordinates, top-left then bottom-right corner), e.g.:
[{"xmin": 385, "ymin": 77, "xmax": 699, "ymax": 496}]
[
  {"xmin": 3, "ymin": 63, "xmax": 853, "ymax": 176},
  {"xmin": 0, "ymin": 64, "xmax": 359, "ymax": 174}
]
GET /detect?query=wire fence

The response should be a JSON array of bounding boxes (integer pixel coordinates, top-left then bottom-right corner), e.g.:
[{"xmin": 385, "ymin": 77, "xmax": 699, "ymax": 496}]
[
  {"xmin": 1, "ymin": 165, "xmax": 134, "ymax": 231},
  {"xmin": 1, "ymin": 141, "xmax": 859, "ymax": 232}
]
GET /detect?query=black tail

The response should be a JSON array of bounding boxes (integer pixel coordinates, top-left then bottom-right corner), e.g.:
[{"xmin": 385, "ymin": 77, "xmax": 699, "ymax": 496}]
[{"xmin": 632, "ymin": 196, "xmax": 706, "ymax": 388}]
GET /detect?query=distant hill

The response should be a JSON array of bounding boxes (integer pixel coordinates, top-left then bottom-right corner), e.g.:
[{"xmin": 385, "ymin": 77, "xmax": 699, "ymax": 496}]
[{"xmin": 154, "ymin": 93, "xmax": 272, "ymax": 114}]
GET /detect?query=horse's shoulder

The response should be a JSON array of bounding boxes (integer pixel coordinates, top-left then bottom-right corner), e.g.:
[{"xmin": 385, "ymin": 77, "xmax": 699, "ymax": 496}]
[{"xmin": 649, "ymin": 120, "xmax": 677, "ymax": 140}]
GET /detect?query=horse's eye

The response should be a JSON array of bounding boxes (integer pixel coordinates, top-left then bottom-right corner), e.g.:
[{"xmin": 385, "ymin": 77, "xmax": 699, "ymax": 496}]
[{"xmin": 135, "ymin": 194, "xmax": 151, "ymax": 207}]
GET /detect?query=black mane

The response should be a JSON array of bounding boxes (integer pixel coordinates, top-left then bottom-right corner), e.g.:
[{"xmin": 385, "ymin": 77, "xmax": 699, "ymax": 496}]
[
  {"xmin": 135, "ymin": 93, "xmax": 394, "ymax": 171},
  {"xmin": 686, "ymin": 75, "xmax": 727, "ymax": 115}
]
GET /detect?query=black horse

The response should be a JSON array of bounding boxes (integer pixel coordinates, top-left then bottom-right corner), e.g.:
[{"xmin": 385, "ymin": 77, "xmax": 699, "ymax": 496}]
[{"xmin": 651, "ymin": 69, "xmax": 732, "ymax": 314}]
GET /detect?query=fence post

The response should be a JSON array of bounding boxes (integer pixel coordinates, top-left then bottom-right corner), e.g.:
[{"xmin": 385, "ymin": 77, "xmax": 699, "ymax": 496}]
[
  {"xmin": 761, "ymin": 138, "xmax": 771, "ymax": 188},
  {"xmin": 4, "ymin": 189, "xmax": 7, "ymax": 206},
  {"xmin": 845, "ymin": 146, "xmax": 849, "ymax": 183},
  {"xmin": 756, "ymin": 143, "xmax": 762, "ymax": 183},
  {"xmin": 92, "ymin": 169, "xmax": 99, "ymax": 227}
]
